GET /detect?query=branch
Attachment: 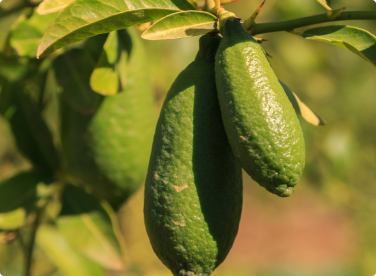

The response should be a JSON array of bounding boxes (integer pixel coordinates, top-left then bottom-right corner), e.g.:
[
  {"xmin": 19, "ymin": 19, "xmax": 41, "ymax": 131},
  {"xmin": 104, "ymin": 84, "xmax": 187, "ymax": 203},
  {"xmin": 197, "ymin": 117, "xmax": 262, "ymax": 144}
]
[
  {"xmin": 25, "ymin": 207, "xmax": 44, "ymax": 276},
  {"xmin": 250, "ymin": 11, "xmax": 376, "ymax": 35},
  {"xmin": 0, "ymin": 1, "xmax": 38, "ymax": 18}
]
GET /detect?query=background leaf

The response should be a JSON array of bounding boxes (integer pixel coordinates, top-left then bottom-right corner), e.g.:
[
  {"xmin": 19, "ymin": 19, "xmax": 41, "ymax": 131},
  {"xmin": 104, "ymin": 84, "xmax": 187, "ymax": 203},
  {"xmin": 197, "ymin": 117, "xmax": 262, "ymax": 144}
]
[
  {"xmin": 36, "ymin": 224, "xmax": 105, "ymax": 276},
  {"xmin": 297, "ymin": 25, "xmax": 376, "ymax": 68},
  {"xmin": 37, "ymin": 0, "xmax": 195, "ymax": 58},
  {"xmin": 90, "ymin": 31, "xmax": 120, "ymax": 96},
  {"xmin": 0, "ymin": 171, "xmax": 45, "ymax": 213},
  {"xmin": 0, "ymin": 55, "xmax": 29, "ymax": 82},
  {"xmin": 0, "ymin": 8, "xmax": 29, "ymax": 52},
  {"xmin": 52, "ymin": 35, "xmax": 107, "ymax": 114},
  {"xmin": 142, "ymin": 11, "xmax": 217, "ymax": 40},
  {"xmin": 0, "ymin": 171, "xmax": 46, "ymax": 230},
  {"xmin": 316, "ymin": 0, "xmax": 331, "ymax": 11},
  {"xmin": 0, "ymin": 208, "xmax": 26, "ymax": 230},
  {"xmin": 10, "ymin": 11, "xmax": 56, "ymax": 57},
  {"xmin": 280, "ymin": 81, "xmax": 326, "ymax": 126},
  {"xmin": 57, "ymin": 185, "xmax": 125, "ymax": 270},
  {"xmin": 1, "ymin": 72, "xmax": 61, "ymax": 172},
  {"xmin": 37, "ymin": 0, "xmax": 77, "ymax": 15}
]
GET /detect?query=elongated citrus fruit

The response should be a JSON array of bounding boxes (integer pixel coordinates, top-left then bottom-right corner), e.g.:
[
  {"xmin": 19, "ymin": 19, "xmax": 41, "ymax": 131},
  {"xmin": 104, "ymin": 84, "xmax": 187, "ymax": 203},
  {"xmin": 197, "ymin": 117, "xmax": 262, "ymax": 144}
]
[
  {"xmin": 144, "ymin": 34, "xmax": 243, "ymax": 275},
  {"xmin": 60, "ymin": 29, "xmax": 156, "ymax": 209},
  {"xmin": 215, "ymin": 17, "xmax": 305, "ymax": 197}
]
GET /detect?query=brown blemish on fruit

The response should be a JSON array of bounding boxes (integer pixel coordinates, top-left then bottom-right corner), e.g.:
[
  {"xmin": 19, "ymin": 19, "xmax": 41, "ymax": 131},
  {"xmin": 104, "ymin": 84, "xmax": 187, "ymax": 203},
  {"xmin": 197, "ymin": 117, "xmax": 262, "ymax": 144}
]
[
  {"xmin": 174, "ymin": 184, "xmax": 188, "ymax": 192},
  {"xmin": 172, "ymin": 221, "xmax": 186, "ymax": 227}
]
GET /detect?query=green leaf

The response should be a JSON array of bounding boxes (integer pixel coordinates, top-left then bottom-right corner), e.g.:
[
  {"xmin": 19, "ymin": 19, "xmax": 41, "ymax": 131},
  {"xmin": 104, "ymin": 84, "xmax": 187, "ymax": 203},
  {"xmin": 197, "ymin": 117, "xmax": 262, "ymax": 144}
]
[
  {"xmin": 0, "ymin": 208, "xmax": 26, "ymax": 230},
  {"xmin": 10, "ymin": 11, "xmax": 56, "ymax": 58},
  {"xmin": 90, "ymin": 31, "xmax": 120, "ymax": 96},
  {"xmin": 142, "ymin": 11, "xmax": 217, "ymax": 40},
  {"xmin": 5, "ymin": 75, "xmax": 61, "ymax": 172},
  {"xmin": 36, "ymin": 224, "xmax": 105, "ymax": 276},
  {"xmin": 57, "ymin": 185, "xmax": 125, "ymax": 270},
  {"xmin": 316, "ymin": 0, "xmax": 331, "ymax": 11},
  {"xmin": 280, "ymin": 81, "xmax": 326, "ymax": 126},
  {"xmin": 0, "ymin": 171, "xmax": 46, "ymax": 213},
  {"xmin": 297, "ymin": 25, "xmax": 376, "ymax": 68},
  {"xmin": 0, "ymin": 8, "xmax": 29, "ymax": 52},
  {"xmin": 0, "ymin": 55, "xmax": 29, "ymax": 81},
  {"xmin": 36, "ymin": 0, "xmax": 77, "ymax": 15},
  {"xmin": 37, "ymin": 0, "xmax": 195, "ymax": 58},
  {"xmin": 53, "ymin": 35, "xmax": 107, "ymax": 114}
]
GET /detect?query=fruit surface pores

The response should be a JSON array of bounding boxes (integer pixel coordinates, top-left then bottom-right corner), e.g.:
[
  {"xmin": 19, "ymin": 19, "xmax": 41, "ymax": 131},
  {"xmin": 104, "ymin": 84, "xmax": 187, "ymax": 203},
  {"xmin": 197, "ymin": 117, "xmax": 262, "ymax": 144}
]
[
  {"xmin": 215, "ymin": 19, "xmax": 305, "ymax": 197},
  {"xmin": 61, "ymin": 29, "xmax": 156, "ymax": 209},
  {"xmin": 144, "ymin": 35, "xmax": 243, "ymax": 276}
]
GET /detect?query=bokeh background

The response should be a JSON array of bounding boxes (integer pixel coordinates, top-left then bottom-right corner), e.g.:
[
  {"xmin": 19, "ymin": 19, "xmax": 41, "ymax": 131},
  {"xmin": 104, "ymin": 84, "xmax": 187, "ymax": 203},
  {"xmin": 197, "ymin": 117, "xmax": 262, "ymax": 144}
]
[{"xmin": 1, "ymin": 0, "xmax": 376, "ymax": 275}]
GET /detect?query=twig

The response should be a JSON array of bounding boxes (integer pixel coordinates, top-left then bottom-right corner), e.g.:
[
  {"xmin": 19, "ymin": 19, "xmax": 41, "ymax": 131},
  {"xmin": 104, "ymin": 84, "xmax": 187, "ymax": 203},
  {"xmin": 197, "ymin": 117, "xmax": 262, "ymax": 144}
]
[
  {"xmin": 250, "ymin": 11, "xmax": 376, "ymax": 35},
  {"xmin": 0, "ymin": 1, "xmax": 38, "ymax": 18},
  {"xmin": 25, "ymin": 207, "xmax": 44, "ymax": 276}
]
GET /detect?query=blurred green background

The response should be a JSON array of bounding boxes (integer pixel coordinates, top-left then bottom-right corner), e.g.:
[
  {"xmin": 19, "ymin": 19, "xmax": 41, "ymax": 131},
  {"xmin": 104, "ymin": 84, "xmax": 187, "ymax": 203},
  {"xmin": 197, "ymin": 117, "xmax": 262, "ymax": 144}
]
[{"xmin": 1, "ymin": 0, "xmax": 376, "ymax": 275}]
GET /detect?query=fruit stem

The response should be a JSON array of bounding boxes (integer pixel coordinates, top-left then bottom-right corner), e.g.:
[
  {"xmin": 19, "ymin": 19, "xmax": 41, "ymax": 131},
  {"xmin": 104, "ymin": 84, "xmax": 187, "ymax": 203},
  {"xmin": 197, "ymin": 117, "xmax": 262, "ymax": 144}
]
[
  {"xmin": 200, "ymin": 0, "xmax": 241, "ymax": 10},
  {"xmin": 250, "ymin": 10, "xmax": 376, "ymax": 35},
  {"xmin": 215, "ymin": 0, "xmax": 221, "ymax": 9},
  {"xmin": 243, "ymin": 0, "xmax": 266, "ymax": 31},
  {"xmin": 221, "ymin": 0, "xmax": 242, "ymax": 4},
  {"xmin": 328, "ymin": 7, "xmax": 346, "ymax": 19},
  {"xmin": 217, "ymin": 8, "xmax": 237, "ymax": 34},
  {"xmin": 203, "ymin": 0, "xmax": 216, "ymax": 13}
]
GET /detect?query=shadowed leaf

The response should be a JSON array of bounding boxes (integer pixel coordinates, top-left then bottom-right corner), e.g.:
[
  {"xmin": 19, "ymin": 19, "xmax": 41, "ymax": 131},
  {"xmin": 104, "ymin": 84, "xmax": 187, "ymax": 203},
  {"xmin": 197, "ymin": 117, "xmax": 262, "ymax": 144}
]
[
  {"xmin": 37, "ymin": 0, "xmax": 195, "ymax": 58},
  {"xmin": 10, "ymin": 11, "xmax": 56, "ymax": 57},
  {"xmin": 0, "ymin": 171, "xmax": 50, "ymax": 230},
  {"xmin": 142, "ymin": 11, "xmax": 217, "ymax": 40},
  {"xmin": 0, "ymin": 171, "xmax": 47, "ymax": 213},
  {"xmin": 0, "ymin": 8, "xmax": 29, "ymax": 51},
  {"xmin": 3, "ymin": 76, "xmax": 61, "ymax": 171},
  {"xmin": 297, "ymin": 25, "xmax": 376, "ymax": 68},
  {"xmin": 52, "ymin": 35, "xmax": 107, "ymax": 114}
]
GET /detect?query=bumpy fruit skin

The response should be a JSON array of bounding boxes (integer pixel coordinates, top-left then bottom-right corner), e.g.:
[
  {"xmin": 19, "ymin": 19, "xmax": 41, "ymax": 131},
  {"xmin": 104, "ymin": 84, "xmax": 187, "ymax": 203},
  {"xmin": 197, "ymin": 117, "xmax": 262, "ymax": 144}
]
[
  {"xmin": 215, "ymin": 18, "xmax": 305, "ymax": 197},
  {"xmin": 61, "ymin": 29, "xmax": 156, "ymax": 209},
  {"xmin": 144, "ymin": 35, "xmax": 243, "ymax": 276}
]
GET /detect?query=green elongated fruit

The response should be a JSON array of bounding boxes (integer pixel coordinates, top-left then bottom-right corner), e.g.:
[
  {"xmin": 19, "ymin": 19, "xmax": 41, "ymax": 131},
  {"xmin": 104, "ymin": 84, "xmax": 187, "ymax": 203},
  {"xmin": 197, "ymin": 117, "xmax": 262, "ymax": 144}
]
[
  {"xmin": 60, "ymin": 29, "xmax": 157, "ymax": 209},
  {"xmin": 215, "ymin": 18, "xmax": 305, "ymax": 197},
  {"xmin": 144, "ymin": 35, "xmax": 243, "ymax": 276}
]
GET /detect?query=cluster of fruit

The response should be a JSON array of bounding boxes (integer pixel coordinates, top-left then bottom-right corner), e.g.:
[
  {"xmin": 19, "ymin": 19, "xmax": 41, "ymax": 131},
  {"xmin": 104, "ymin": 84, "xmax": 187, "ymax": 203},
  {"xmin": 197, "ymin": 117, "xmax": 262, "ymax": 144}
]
[{"xmin": 144, "ymin": 13, "xmax": 306, "ymax": 276}]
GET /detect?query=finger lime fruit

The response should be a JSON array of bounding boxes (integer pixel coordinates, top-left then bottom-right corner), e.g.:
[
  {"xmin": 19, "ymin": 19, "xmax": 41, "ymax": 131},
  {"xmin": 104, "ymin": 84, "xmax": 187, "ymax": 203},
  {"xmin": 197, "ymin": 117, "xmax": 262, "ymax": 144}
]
[
  {"xmin": 60, "ymin": 29, "xmax": 157, "ymax": 210},
  {"xmin": 215, "ymin": 18, "xmax": 305, "ymax": 197},
  {"xmin": 144, "ymin": 35, "xmax": 243, "ymax": 276}
]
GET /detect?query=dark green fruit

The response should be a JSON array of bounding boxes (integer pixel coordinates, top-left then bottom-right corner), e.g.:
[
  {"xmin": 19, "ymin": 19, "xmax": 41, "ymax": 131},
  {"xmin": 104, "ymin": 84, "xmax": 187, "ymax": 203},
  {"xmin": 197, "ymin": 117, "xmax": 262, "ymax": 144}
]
[
  {"xmin": 60, "ymin": 29, "xmax": 156, "ymax": 209},
  {"xmin": 144, "ymin": 35, "xmax": 243, "ymax": 276},
  {"xmin": 215, "ymin": 18, "xmax": 305, "ymax": 197}
]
